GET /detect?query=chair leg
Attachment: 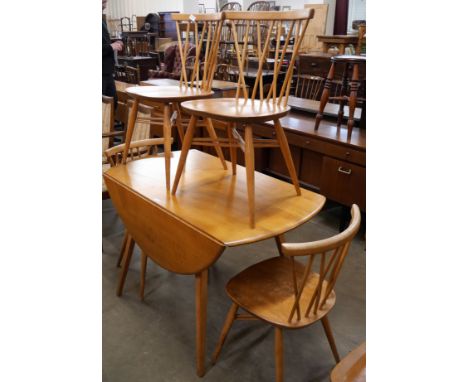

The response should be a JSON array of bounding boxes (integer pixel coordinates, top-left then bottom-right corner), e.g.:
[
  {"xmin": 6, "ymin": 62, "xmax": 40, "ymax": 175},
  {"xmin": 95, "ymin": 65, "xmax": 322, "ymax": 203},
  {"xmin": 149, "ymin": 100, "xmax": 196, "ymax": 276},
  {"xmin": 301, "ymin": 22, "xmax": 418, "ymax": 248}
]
[
  {"xmin": 321, "ymin": 316, "xmax": 340, "ymax": 363},
  {"xmin": 244, "ymin": 125, "xmax": 256, "ymax": 228},
  {"xmin": 337, "ymin": 63, "xmax": 349, "ymax": 129},
  {"xmin": 226, "ymin": 123, "xmax": 237, "ymax": 175},
  {"xmin": 273, "ymin": 120, "xmax": 301, "ymax": 196},
  {"xmin": 139, "ymin": 252, "xmax": 148, "ymax": 301},
  {"xmin": 116, "ymin": 230, "xmax": 129, "ymax": 267},
  {"xmin": 275, "ymin": 327, "xmax": 284, "ymax": 382},
  {"xmin": 116, "ymin": 236, "xmax": 135, "ymax": 297},
  {"xmin": 315, "ymin": 62, "xmax": 334, "ymax": 130},
  {"xmin": 205, "ymin": 117, "xmax": 227, "ymax": 170},
  {"xmin": 171, "ymin": 115, "xmax": 198, "ymax": 195},
  {"xmin": 212, "ymin": 303, "xmax": 239, "ymax": 364},
  {"xmin": 346, "ymin": 63, "xmax": 359, "ymax": 139},
  {"xmin": 163, "ymin": 104, "xmax": 172, "ymax": 191},
  {"xmin": 123, "ymin": 98, "xmax": 139, "ymax": 163},
  {"xmin": 173, "ymin": 102, "xmax": 185, "ymax": 142}
]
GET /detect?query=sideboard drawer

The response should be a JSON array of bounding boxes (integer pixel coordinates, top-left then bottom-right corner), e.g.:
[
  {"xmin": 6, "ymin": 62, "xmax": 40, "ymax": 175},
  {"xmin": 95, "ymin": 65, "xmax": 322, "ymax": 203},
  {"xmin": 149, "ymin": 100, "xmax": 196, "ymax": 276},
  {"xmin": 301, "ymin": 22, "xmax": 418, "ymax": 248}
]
[{"xmin": 320, "ymin": 157, "xmax": 366, "ymax": 210}]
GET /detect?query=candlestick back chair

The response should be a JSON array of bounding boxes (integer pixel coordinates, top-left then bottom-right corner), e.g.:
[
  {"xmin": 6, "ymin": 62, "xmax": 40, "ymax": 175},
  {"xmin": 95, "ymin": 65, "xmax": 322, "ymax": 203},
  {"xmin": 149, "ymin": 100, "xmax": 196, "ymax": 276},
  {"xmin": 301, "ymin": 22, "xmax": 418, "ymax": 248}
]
[
  {"xmin": 172, "ymin": 9, "xmax": 315, "ymax": 228},
  {"xmin": 212, "ymin": 204, "xmax": 361, "ymax": 382},
  {"xmin": 123, "ymin": 13, "xmax": 226, "ymax": 191}
]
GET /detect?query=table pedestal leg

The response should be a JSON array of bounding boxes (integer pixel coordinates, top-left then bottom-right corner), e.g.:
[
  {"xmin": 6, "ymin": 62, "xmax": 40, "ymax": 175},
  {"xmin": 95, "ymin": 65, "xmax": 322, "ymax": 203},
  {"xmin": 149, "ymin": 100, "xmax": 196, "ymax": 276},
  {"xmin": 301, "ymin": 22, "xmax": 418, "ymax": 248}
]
[{"xmin": 195, "ymin": 269, "xmax": 208, "ymax": 377}]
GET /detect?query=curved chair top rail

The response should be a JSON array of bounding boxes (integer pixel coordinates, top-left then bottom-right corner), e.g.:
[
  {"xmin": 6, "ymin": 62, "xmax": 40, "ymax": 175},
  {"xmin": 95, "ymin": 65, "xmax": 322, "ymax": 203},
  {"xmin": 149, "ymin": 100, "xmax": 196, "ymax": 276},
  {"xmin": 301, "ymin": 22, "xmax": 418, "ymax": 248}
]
[
  {"xmin": 220, "ymin": 2, "xmax": 242, "ymax": 11},
  {"xmin": 224, "ymin": 8, "xmax": 314, "ymax": 21},
  {"xmin": 172, "ymin": 12, "xmax": 225, "ymax": 21}
]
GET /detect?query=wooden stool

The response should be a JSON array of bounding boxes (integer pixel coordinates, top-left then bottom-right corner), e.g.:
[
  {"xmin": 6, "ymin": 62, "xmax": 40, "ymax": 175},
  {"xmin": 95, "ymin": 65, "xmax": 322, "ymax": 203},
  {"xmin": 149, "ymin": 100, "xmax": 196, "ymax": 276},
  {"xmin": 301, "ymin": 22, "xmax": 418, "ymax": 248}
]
[
  {"xmin": 122, "ymin": 13, "xmax": 227, "ymax": 191},
  {"xmin": 172, "ymin": 9, "xmax": 316, "ymax": 228},
  {"xmin": 314, "ymin": 55, "xmax": 366, "ymax": 139}
]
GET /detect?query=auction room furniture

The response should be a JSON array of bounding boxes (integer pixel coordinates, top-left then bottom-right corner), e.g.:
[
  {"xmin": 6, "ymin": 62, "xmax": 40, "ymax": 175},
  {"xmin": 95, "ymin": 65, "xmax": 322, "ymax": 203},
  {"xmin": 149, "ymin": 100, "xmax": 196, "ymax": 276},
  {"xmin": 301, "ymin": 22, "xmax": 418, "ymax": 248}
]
[
  {"xmin": 247, "ymin": 1, "xmax": 272, "ymax": 11},
  {"xmin": 317, "ymin": 35, "xmax": 359, "ymax": 54},
  {"xmin": 212, "ymin": 204, "xmax": 361, "ymax": 382},
  {"xmin": 104, "ymin": 137, "xmax": 168, "ymax": 299},
  {"xmin": 123, "ymin": 13, "xmax": 227, "ymax": 191},
  {"xmin": 103, "ymin": 149, "xmax": 326, "ymax": 377},
  {"xmin": 315, "ymin": 55, "xmax": 366, "ymax": 139},
  {"xmin": 330, "ymin": 342, "xmax": 366, "ymax": 382},
  {"xmin": 147, "ymin": 42, "xmax": 196, "ymax": 80},
  {"xmin": 220, "ymin": 1, "xmax": 242, "ymax": 11},
  {"xmin": 172, "ymin": 9, "xmax": 315, "ymax": 228},
  {"xmin": 117, "ymin": 55, "xmax": 160, "ymax": 81}
]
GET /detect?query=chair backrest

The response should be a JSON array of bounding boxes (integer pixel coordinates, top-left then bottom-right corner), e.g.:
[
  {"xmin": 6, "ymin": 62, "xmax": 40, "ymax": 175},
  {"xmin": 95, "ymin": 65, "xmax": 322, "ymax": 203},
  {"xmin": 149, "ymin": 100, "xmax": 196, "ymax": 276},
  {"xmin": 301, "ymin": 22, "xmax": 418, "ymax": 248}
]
[
  {"xmin": 224, "ymin": 9, "xmax": 314, "ymax": 105},
  {"xmin": 221, "ymin": 2, "xmax": 242, "ymax": 11},
  {"xmin": 126, "ymin": 100, "xmax": 152, "ymax": 142},
  {"xmin": 105, "ymin": 137, "xmax": 166, "ymax": 167},
  {"xmin": 172, "ymin": 13, "xmax": 225, "ymax": 90},
  {"xmin": 125, "ymin": 65, "xmax": 140, "ymax": 84},
  {"xmin": 247, "ymin": 1, "xmax": 271, "ymax": 11},
  {"xmin": 280, "ymin": 204, "xmax": 361, "ymax": 323},
  {"xmin": 294, "ymin": 74, "xmax": 325, "ymax": 100},
  {"xmin": 102, "ymin": 95, "xmax": 114, "ymax": 155},
  {"xmin": 114, "ymin": 64, "xmax": 127, "ymax": 82}
]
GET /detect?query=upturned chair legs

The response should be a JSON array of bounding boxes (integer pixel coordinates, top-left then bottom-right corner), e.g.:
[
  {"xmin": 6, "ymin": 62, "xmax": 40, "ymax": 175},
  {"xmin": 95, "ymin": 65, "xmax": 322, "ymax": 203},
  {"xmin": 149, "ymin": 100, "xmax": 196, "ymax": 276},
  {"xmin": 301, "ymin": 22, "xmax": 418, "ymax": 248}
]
[{"xmin": 172, "ymin": 119, "xmax": 301, "ymax": 228}]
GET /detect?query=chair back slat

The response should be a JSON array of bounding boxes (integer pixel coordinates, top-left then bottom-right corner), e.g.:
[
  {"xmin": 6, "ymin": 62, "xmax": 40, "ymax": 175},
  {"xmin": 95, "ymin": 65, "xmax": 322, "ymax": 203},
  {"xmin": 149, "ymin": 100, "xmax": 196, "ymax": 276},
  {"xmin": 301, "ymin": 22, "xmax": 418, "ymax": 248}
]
[
  {"xmin": 224, "ymin": 9, "xmax": 314, "ymax": 104},
  {"xmin": 281, "ymin": 205, "xmax": 361, "ymax": 323},
  {"xmin": 173, "ymin": 13, "xmax": 225, "ymax": 90}
]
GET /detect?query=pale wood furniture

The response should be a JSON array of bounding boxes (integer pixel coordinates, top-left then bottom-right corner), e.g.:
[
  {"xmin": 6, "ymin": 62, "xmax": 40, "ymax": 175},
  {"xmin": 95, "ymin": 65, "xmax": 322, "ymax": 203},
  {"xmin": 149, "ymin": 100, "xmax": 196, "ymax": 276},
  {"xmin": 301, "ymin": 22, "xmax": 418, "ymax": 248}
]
[
  {"xmin": 123, "ymin": 13, "xmax": 227, "ymax": 191},
  {"xmin": 330, "ymin": 342, "xmax": 366, "ymax": 382},
  {"xmin": 315, "ymin": 55, "xmax": 366, "ymax": 139},
  {"xmin": 172, "ymin": 9, "xmax": 315, "ymax": 228},
  {"xmin": 103, "ymin": 149, "xmax": 326, "ymax": 377},
  {"xmin": 301, "ymin": 4, "xmax": 329, "ymax": 53},
  {"xmin": 212, "ymin": 205, "xmax": 361, "ymax": 382},
  {"xmin": 317, "ymin": 35, "xmax": 359, "ymax": 54},
  {"xmin": 104, "ymin": 137, "xmax": 169, "ymax": 298}
]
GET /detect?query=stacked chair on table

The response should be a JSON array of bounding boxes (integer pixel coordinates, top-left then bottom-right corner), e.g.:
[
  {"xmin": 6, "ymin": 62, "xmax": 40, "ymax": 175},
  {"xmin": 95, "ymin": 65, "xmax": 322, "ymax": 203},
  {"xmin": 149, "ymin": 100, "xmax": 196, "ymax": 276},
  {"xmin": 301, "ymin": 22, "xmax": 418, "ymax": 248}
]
[{"xmin": 171, "ymin": 9, "xmax": 316, "ymax": 228}]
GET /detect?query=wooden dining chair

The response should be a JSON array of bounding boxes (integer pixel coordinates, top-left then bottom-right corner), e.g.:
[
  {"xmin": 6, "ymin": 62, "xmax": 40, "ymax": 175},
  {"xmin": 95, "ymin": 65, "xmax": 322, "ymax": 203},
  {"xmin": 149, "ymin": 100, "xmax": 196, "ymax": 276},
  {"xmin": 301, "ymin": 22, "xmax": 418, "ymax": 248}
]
[
  {"xmin": 123, "ymin": 13, "xmax": 227, "ymax": 191},
  {"xmin": 172, "ymin": 9, "xmax": 315, "ymax": 228},
  {"xmin": 105, "ymin": 136, "xmax": 170, "ymax": 300},
  {"xmin": 220, "ymin": 1, "xmax": 242, "ymax": 11},
  {"xmin": 247, "ymin": 1, "xmax": 272, "ymax": 11},
  {"xmin": 330, "ymin": 342, "xmax": 366, "ymax": 382},
  {"xmin": 211, "ymin": 204, "xmax": 361, "ymax": 382}
]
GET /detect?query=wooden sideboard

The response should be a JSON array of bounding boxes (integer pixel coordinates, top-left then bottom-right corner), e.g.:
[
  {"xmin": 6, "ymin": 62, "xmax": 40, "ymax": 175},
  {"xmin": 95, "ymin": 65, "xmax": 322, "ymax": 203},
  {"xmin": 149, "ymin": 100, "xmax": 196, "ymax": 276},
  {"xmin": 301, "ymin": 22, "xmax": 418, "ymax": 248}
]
[{"xmin": 208, "ymin": 111, "xmax": 366, "ymax": 211}]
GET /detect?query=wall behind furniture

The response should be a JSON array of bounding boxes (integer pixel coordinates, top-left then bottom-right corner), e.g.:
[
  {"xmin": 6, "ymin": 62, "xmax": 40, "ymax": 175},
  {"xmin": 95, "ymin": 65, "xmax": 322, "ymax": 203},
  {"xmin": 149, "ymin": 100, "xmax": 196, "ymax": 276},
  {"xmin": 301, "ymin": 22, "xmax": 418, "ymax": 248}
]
[{"xmin": 105, "ymin": 0, "xmax": 184, "ymax": 21}]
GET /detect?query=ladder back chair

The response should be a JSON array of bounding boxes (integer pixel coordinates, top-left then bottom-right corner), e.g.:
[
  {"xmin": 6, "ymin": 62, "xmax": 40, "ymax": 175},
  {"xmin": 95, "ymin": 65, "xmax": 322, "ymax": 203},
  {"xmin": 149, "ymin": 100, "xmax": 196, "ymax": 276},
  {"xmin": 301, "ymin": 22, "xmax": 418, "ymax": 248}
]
[
  {"xmin": 123, "ymin": 12, "xmax": 227, "ymax": 191},
  {"xmin": 212, "ymin": 204, "xmax": 361, "ymax": 382},
  {"xmin": 172, "ymin": 9, "xmax": 315, "ymax": 228}
]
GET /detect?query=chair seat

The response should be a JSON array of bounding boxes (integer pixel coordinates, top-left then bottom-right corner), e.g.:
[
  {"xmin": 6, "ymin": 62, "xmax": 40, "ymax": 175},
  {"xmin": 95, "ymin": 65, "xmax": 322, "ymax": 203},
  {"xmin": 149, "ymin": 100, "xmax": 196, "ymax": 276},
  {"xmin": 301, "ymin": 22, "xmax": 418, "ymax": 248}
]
[
  {"xmin": 226, "ymin": 256, "xmax": 336, "ymax": 329},
  {"xmin": 331, "ymin": 55, "xmax": 366, "ymax": 64},
  {"xmin": 181, "ymin": 98, "xmax": 290, "ymax": 123},
  {"xmin": 126, "ymin": 85, "xmax": 214, "ymax": 103}
]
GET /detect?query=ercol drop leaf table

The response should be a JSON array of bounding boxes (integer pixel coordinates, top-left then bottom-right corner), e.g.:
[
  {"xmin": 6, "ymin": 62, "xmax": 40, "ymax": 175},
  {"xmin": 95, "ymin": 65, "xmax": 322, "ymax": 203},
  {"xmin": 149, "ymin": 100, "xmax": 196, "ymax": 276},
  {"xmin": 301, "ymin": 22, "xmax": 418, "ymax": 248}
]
[{"xmin": 103, "ymin": 149, "xmax": 326, "ymax": 377}]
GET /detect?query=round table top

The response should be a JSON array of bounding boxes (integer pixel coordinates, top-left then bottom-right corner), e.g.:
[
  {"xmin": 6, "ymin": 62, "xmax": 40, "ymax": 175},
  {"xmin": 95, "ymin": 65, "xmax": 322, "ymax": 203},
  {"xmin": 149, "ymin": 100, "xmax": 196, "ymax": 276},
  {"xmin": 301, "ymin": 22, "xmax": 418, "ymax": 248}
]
[
  {"xmin": 181, "ymin": 98, "xmax": 291, "ymax": 123},
  {"xmin": 125, "ymin": 85, "xmax": 214, "ymax": 102}
]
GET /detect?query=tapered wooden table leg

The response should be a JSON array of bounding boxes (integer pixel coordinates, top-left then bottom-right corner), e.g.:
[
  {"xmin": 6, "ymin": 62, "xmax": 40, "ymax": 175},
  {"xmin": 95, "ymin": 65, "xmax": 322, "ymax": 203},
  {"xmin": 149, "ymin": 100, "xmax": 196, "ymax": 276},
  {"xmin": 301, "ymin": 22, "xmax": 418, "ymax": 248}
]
[
  {"xmin": 123, "ymin": 98, "xmax": 139, "ymax": 163},
  {"xmin": 163, "ymin": 104, "xmax": 172, "ymax": 191},
  {"xmin": 173, "ymin": 102, "xmax": 185, "ymax": 142},
  {"xmin": 116, "ymin": 230, "xmax": 129, "ymax": 267},
  {"xmin": 139, "ymin": 253, "xmax": 148, "ymax": 301},
  {"xmin": 244, "ymin": 125, "xmax": 255, "ymax": 228},
  {"xmin": 171, "ymin": 115, "xmax": 198, "ymax": 195},
  {"xmin": 275, "ymin": 327, "xmax": 284, "ymax": 382},
  {"xmin": 273, "ymin": 120, "xmax": 301, "ymax": 196},
  {"xmin": 195, "ymin": 269, "xmax": 208, "ymax": 377}
]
